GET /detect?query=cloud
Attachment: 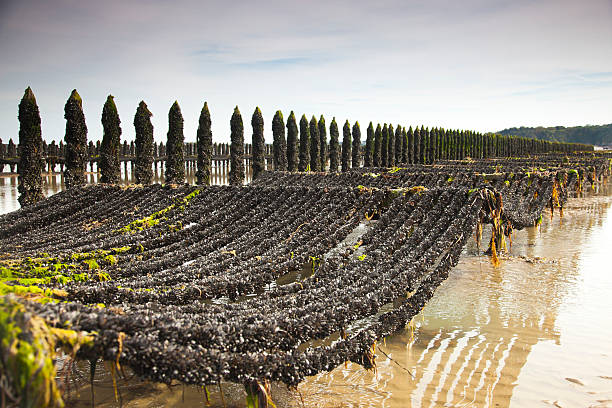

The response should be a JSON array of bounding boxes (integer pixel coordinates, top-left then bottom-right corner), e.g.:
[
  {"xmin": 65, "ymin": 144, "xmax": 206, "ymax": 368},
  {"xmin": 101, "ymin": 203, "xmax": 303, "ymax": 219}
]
[
  {"xmin": 232, "ymin": 57, "xmax": 315, "ymax": 69},
  {"xmin": 508, "ymin": 71, "xmax": 612, "ymax": 98},
  {"xmin": 579, "ymin": 72, "xmax": 612, "ymax": 82},
  {"xmin": 0, "ymin": 0, "xmax": 611, "ymax": 144},
  {"xmin": 192, "ymin": 45, "xmax": 232, "ymax": 57}
]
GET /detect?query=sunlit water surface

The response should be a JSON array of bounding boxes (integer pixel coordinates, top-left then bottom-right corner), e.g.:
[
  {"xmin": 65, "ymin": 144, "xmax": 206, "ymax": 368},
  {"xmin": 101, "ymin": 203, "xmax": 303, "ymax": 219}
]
[{"xmin": 1, "ymin": 172, "xmax": 611, "ymax": 408}]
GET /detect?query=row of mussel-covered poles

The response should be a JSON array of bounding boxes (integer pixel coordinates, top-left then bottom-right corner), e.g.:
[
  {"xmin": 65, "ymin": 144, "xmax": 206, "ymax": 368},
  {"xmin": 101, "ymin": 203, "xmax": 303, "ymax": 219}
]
[
  {"xmin": 11, "ymin": 87, "xmax": 593, "ymax": 206},
  {"xmin": 0, "ymin": 134, "xmax": 272, "ymax": 176}
]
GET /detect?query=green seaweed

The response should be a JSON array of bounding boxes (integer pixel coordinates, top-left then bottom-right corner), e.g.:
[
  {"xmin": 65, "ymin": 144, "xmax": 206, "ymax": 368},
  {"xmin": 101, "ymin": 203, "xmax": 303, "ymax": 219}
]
[
  {"xmin": 0, "ymin": 296, "xmax": 94, "ymax": 407},
  {"xmin": 116, "ymin": 189, "xmax": 200, "ymax": 234},
  {"xmin": 0, "ymin": 283, "xmax": 67, "ymax": 303},
  {"xmin": 82, "ymin": 259, "xmax": 99, "ymax": 270},
  {"xmin": 104, "ymin": 255, "xmax": 117, "ymax": 265},
  {"xmin": 0, "ymin": 247, "xmax": 130, "ymax": 290}
]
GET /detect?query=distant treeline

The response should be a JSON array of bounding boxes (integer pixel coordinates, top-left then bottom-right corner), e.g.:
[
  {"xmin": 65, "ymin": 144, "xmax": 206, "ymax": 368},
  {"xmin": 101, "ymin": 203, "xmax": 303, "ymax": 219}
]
[{"xmin": 498, "ymin": 124, "xmax": 612, "ymax": 146}]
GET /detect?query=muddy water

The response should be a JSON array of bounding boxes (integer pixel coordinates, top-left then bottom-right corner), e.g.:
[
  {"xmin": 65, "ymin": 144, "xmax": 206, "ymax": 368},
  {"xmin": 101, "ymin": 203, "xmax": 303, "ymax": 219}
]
[{"xmin": 2, "ymin": 177, "xmax": 612, "ymax": 407}]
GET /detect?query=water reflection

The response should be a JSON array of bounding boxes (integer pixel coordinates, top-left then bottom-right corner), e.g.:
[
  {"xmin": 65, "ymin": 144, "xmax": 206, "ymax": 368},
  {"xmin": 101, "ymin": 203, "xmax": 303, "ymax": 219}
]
[{"xmin": 0, "ymin": 160, "xmax": 261, "ymax": 215}]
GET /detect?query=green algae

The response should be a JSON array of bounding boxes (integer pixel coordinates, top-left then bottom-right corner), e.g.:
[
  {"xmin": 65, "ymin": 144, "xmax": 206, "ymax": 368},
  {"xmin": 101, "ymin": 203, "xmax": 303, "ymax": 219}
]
[
  {"xmin": 116, "ymin": 189, "xmax": 200, "ymax": 234},
  {"xmin": 0, "ymin": 247, "xmax": 130, "ymax": 295},
  {"xmin": 0, "ymin": 296, "xmax": 94, "ymax": 407}
]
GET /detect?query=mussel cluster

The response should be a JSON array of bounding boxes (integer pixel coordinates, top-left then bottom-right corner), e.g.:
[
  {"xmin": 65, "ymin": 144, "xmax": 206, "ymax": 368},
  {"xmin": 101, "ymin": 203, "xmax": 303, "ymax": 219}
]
[{"xmin": 0, "ymin": 153, "xmax": 609, "ymax": 393}]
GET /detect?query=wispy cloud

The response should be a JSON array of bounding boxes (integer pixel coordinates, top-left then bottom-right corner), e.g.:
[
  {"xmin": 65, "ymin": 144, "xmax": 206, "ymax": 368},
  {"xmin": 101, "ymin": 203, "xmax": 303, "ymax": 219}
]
[
  {"xmin": 578, "ymin": 71, "xmax": 612, "ymax": 81},
  {"xmin": 232, "ymin": 57, "xmax": 314, "ymax": 69},
  {"xmin": 0, "ymin": 0, "xmax": 611, "ymax": 142},
  {"xmin": 509, "ymin": 71, "xmax": 612, "ymax": 97},
  {"xmin": 191, "ymin": 45, "xmax": 232, "ymax": 57}
]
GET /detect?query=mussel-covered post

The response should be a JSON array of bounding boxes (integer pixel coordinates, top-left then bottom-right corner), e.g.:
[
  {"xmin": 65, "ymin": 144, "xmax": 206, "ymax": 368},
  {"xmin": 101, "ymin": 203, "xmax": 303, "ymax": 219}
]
[
  {"xmin": 428, "ymin": 128, "xmax": 437, "ymax": 164},
  {"xmin": 439, "ymin": 128, "xmax": 446, "ymax": 160},
  {"xmin": 298, "ymin": 114, "xmax": 310, "ymax": 172},
  {"xmin": 364, "ymin": 122, "xmax": 374, "ymax": 167},
  {"xmin": 196, "ymin": 102, "xmax": 212, "ymax": 185},
  {"xmin": 401, "ymin": 126, "xmax": 407, "ymax": 164},
  {"xmin": 453, "ymin": 130, "xmax": 459, "ymax": 159},
  {"xmin": 407, "ymin": 126, "xmax": 414, "ymax": 164},
  {"xmin": 352, "ymin": 121, "xmax": 361, "ymax": 168},
  {"xmin": 309, "ymin": 115, "xmax": 320, "ymax": 171},
  {"xmin": 329, "ymin": 117, "xmax": 340, "ymax": 172},
  {"xmin": 318, "ymin": 115, "xmax": 327, "ymax": 171},
  {"xmin": 100, "ymin": 95, "xmax": 121, "ymax": 183},
  {"xmin": 88, "ymin": 141, "xmax": 95, "ymax": 171},
  {"xmin": 17, "ymin": 87, "xmax": 44, "ymax": 206},
  {"xmin": 63, "ymin": 89, "xmax": 87, "ymax": 188},
  {"xmin": 286, "ymin": 111, "xmax": 298, "ymax": 172},
  {"xmin": 251, "ymin": 107, "xmax": 265, "ymax": 179},
  {"xmin": 388, "ymin": 124, "xmax": 395, "ymax": 167},
  {"xmin": 229, "ymin": 106, "xmax": 244, "ymax": 185},
  {"xmin": 395, "ymin": 125, "xmax": 403, "ymax": 164},
  {"xmin": 272, "ymin": 110, "xmax": 287, "ymax": 171},
  {"xmin": 373, "ymin": 124, "xmax": 382, "ymax": 167},
  {"xmin": 414, "ymin": 126, "xmax": 422, "ymax": 163},
  {"xmin": 381, "ymin": 124, "xmax": 388, "ymax": 166},
  {"xmin": 8, "ymin": 139, "xmax": 16, "ymax": 158},
  {"xmin": 165, "ymin": 101, "xmax": 185, "ymax": 184},
  {"xmin": 420, "ymin": 126, "xmax": 428, "ymax": 164},
  {"xmin": 469, "ymin": 131, "xmax": 475, "ymax": 158},
  {"xmin": 482, "ymin": 133, "xmax": 488, "ymax": 158},
  {"xmin": 134, "ymin": 101, "xmax": 154, "ymax": 184},
  {"xmin": 342, "ymin": 120, "xmax": 352, "ymax": 172}
]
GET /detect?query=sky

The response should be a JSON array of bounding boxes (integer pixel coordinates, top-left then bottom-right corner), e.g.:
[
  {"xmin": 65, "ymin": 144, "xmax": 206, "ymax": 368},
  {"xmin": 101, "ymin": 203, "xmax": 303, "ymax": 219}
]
[{"xmin": 0, "ymin": 0, "xmax": 611, "ymax": 144}]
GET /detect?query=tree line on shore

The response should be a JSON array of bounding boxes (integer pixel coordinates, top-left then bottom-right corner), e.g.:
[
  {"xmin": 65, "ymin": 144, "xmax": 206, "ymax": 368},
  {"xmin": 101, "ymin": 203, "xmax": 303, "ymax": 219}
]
[
  {"xmin": 498, "ymin": 124, "xmax": 612, "ymax": 146},
  {"xmin": 13, "ymin": 87, "xmax": 593, "ymax": 207}
]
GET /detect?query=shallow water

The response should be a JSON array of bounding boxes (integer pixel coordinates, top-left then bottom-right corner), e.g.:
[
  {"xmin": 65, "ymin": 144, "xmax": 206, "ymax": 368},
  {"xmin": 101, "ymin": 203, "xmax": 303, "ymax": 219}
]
[
  {"xmin": 2, "ymin": 176, "xmax": 611, "ymax": 407},
  {"xmin": 0, "ymin": 163, "xmax": 241, "ymax": 214}
]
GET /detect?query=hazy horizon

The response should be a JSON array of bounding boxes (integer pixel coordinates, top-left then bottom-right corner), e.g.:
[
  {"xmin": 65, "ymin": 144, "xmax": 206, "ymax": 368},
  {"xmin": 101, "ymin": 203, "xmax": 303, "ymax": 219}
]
[{"xmin": 1, "ymin": 0, "xmax": 611, "ymax": 144}]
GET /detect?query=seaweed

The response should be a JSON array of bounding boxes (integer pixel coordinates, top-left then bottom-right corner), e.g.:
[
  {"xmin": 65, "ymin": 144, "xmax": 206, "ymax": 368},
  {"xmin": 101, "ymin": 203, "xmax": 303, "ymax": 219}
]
[{"xmin": 0, "ymin": 296, "xmax": 94, "ymax": 407}]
